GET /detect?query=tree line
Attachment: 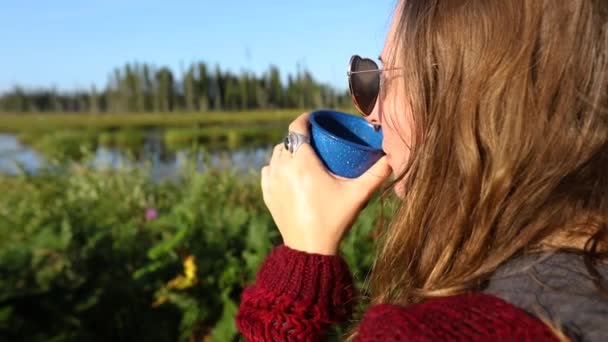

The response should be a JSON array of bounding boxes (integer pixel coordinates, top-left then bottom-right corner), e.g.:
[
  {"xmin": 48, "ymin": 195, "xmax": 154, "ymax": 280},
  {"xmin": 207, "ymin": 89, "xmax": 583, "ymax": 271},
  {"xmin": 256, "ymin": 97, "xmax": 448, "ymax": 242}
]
[{"xmin": 0, "ymin": 62, "xmax": 352, "ymax": 113}]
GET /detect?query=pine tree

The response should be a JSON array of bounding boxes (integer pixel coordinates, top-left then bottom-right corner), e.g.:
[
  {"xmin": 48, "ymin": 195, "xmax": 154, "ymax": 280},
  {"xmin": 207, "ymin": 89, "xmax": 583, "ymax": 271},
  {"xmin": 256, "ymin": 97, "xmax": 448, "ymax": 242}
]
[
  {"xmin": 184, "ymin": 66, "xmax": 197, "ymax": 112},
  {"xmin": 197, "ymin": 63, "xmax": 209, "ymax": 112},
  {"xmin": 90, "ymin": 85, "xmax": 99, "ymax": 114}
]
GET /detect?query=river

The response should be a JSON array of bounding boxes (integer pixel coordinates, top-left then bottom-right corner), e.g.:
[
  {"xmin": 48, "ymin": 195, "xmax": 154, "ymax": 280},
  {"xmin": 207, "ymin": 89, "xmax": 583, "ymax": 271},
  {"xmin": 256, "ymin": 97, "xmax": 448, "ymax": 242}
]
[{"xmin": 0, "ymin": 133, "xmax": 271, "ymax": 179}]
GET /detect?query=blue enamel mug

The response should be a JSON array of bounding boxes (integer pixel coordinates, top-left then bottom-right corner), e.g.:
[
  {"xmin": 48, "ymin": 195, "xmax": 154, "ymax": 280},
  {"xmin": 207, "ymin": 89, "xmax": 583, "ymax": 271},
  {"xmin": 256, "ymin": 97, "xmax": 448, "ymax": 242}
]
[{"xmin": 308, "ymin": 110, "xmax": 384, "ymax": 178}]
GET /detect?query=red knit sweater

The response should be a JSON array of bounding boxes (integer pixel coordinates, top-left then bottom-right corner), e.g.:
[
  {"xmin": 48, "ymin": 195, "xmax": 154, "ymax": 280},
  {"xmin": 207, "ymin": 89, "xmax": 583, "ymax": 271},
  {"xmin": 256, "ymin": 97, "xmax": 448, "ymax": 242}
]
[{"xmin": 236, "ymin": 245, "xmax": 559, "ymax": 341}]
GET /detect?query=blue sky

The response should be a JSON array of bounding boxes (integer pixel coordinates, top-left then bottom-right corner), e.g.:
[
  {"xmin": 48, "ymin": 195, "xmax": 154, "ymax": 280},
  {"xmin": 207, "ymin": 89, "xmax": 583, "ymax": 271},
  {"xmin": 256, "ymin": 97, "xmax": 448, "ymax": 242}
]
[{"xmin": 0, "ymin": 0, "xmax": 396, "ymax": 92}]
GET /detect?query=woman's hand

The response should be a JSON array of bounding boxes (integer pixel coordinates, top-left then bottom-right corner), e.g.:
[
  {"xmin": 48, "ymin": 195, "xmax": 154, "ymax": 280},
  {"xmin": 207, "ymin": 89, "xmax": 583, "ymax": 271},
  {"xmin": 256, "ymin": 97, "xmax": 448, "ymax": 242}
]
[{"xmin": 261, "ymin": 112, "xmax": 392, "ymax": 255}]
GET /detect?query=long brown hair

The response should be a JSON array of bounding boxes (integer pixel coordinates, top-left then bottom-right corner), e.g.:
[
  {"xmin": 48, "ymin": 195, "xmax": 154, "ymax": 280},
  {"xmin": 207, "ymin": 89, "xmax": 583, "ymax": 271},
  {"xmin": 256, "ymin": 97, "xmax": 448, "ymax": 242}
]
[{"xmin": 370, "ymin": 0, "xmax": 608, "ymax": 309}]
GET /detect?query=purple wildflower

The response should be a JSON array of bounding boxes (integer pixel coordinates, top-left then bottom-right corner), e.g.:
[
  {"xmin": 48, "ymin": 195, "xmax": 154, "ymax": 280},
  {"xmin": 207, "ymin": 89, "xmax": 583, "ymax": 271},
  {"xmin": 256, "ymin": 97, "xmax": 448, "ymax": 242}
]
[{"xmin": 145, "ymin": 208, "xmax": 159, "ymax": 221}]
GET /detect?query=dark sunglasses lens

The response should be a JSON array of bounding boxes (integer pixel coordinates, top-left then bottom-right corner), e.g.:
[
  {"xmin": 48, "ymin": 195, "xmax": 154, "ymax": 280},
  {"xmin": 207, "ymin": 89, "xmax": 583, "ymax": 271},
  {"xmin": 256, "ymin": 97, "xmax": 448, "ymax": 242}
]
[{"xmin": 350, "ymin": 57, "xmax": 379, "ymax": 116}]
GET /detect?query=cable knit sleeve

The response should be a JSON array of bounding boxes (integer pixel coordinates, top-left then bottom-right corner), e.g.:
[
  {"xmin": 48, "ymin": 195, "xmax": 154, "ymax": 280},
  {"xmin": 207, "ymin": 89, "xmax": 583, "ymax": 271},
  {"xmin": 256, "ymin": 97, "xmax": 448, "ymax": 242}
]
[
  {"xmin": 235, "ymin": 245, "xmax": 355, "ymax": 342},
  {"xmin": 236, "ymin": 246, "xmax": 559, "ymax": 341}
]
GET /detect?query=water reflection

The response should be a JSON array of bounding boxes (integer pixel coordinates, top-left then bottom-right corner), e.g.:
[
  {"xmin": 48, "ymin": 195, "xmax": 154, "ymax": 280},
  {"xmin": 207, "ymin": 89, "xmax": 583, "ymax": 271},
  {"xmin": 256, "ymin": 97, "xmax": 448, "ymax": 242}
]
[
  {"xmin": 0, "ymin": 133, "xmax": 271, "ymax": 179},
  {"xmin": 0, "ymin": 133, "xmax": 43, "ymax": 173}
]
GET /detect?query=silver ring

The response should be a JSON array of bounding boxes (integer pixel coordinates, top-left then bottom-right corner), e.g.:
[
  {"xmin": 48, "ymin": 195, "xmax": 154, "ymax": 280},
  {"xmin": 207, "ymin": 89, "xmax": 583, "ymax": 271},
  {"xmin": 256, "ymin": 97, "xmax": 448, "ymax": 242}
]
[{"xmin": 283, "ymin": 132, "xmax": 310, "ymax": 155}]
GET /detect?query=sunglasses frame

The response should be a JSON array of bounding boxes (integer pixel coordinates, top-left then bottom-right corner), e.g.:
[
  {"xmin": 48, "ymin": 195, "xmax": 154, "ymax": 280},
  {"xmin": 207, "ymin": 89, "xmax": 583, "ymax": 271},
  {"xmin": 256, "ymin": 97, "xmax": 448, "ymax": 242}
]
[{"xmin": 347, "ymin": 54, "xmax": 400, "ymax": 117}]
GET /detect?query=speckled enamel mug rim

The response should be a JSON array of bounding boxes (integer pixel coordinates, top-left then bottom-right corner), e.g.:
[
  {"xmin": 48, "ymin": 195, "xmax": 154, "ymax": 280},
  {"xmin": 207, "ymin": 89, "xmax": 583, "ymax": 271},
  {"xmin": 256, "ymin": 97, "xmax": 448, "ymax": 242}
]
[{"xmin": 309, "ymin": 110, "xmax": 384, "ymax": 152}]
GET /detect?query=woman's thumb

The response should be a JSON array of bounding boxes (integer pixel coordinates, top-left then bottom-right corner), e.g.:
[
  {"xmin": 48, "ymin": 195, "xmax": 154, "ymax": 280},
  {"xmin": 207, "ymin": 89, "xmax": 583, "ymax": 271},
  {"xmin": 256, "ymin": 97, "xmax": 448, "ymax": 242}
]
[{"xmin": 351, "ymin": 156, "xmax": 392, "ymax": 197}]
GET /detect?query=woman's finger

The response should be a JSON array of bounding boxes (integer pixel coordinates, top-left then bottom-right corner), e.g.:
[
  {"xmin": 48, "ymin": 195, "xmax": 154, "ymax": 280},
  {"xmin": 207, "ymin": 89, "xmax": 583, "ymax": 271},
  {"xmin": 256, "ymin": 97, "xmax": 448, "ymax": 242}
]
[
  {"xmin": 261, "ymin": 165, "xmax": 269, "ymax": 190},
  {"xmin": 269, "ymin": 143, "xmax": 284, "ymax": 166},
  {"xmin": 288, "ymin": 112, "xmax": 311, "ymax": 136},
  {"xmin": 290, "ymin": 139, "xmax": 327, "ymax": 173},
  {"xmin": 260, "ymin": 165, "xmax": 271, "ymax": 206}
]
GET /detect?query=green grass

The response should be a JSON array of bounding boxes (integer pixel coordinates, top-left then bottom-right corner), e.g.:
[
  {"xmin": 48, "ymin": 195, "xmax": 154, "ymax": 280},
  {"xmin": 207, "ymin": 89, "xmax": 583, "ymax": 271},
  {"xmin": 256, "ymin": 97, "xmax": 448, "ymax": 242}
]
[{"xmin": 0, "ymin": 110, "xmax": 306, "ymax": 133}]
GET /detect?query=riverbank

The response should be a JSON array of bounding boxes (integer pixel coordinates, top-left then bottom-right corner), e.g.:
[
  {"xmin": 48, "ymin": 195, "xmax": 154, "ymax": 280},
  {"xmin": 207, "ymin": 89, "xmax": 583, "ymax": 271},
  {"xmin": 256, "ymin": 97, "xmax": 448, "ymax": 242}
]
[
  {"xmin": 0, "ymin": 110, "xmax": 309, "ymax": 133},
  {"xmin": 1, "ymin": 109, "xmax": 359, "ymax": 162}
]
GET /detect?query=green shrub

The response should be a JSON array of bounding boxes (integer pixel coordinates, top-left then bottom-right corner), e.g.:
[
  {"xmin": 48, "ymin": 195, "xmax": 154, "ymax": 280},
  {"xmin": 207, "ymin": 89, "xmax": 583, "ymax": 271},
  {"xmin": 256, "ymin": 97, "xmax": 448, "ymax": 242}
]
[
  {"xmin": 32, "ymin": 131, "xmax": 98, "ymax": 160},
  {"xmin": 163, "ymin": 128, "xmax": 203, "ymax": 149},
  {"xmin": 0, "ymin": 157, "xmax": 393, "ymax": 341},
  {"xmin": 225, "ymin": 130, "xmax": 241, "ymax": 150},
  {"xmin": 16, "ymin": 131, "xmax": 40, "ymax": 146},
  {"xmin": 164, "ymin": 125, "xmax": 287, "ymax": 151},
  {"xmin": 98, "ymin": 130, "xmax": 145, "ymax": 150},
  {"xmin": 97, "ymin": 131, "xmax": 114, "ymax": 146}
]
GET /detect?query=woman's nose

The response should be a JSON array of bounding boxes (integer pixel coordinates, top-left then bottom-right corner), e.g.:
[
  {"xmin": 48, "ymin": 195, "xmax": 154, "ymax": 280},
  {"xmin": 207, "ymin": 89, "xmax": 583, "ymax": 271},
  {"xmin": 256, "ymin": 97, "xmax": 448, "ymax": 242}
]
[{"xmin": 364, "ymin": 97, "xmax": 382, "ymax": 129}]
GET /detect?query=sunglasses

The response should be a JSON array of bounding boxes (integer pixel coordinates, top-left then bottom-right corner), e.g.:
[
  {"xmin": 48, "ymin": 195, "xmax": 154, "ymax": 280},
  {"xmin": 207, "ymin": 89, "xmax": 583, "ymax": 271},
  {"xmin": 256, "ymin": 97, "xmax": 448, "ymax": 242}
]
[{"xmin": 348, "ymin": 55, "xmax": 399, "ymax": 117}]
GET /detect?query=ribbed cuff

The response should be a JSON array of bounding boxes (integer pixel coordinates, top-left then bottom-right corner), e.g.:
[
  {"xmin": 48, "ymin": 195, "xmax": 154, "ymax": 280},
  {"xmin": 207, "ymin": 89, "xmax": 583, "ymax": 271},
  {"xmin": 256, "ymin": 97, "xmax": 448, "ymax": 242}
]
[{"xmin": 255, "ymin": 244, "xmax": 355, "ymax": 321}]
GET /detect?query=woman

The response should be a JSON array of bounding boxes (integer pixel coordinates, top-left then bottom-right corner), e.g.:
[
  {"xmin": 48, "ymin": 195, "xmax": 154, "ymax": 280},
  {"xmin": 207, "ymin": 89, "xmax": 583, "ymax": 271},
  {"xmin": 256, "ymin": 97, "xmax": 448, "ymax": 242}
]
[{"xmin": 236, "ymin": 0, "xmax": 608, "ymax": 340}]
